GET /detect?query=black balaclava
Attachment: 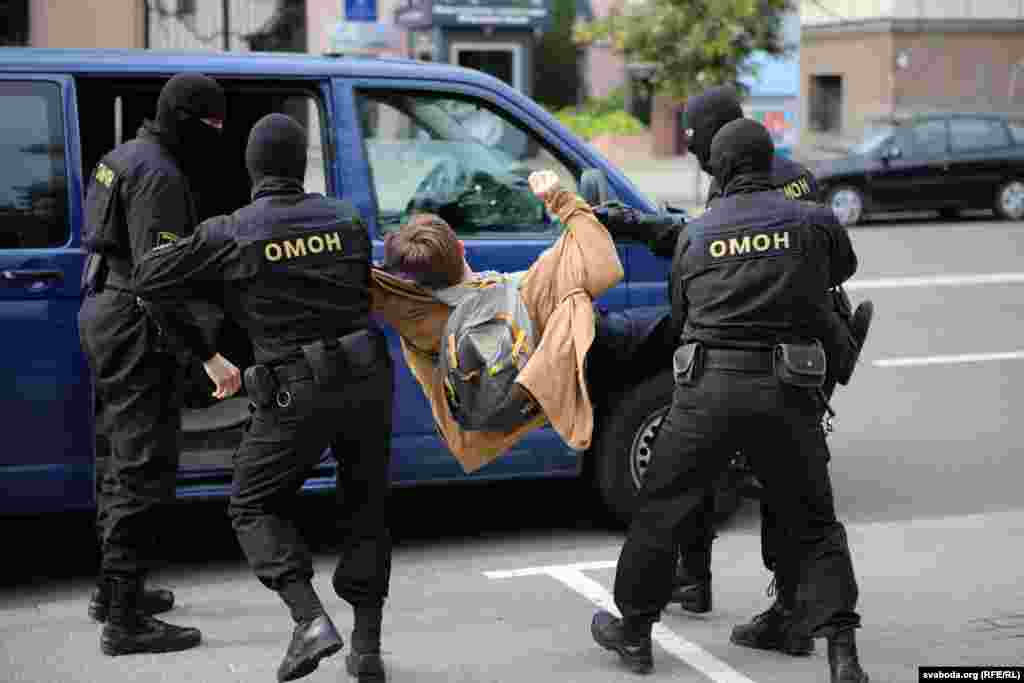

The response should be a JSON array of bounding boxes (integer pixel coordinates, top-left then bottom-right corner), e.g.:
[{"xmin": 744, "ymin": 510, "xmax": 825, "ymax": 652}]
[
  {"xmin": 154, "ymin": 73, "xmax": 226, "ymax": 151},
  {"xmin": 709, "ymin": 118, "xmax": 775, "ymax": 196},
  {"xmin": 684, "ymin": 85, "xmax": 744, "ymax": 174},
  {"xmin": 245, "ymin": 113, "xmax": 308, "ymax": 187}
]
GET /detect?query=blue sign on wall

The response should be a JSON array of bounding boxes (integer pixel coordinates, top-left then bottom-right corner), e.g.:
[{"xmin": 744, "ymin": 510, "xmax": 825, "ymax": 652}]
[{"xmin": 345, "ymin": 0, "xmax": 378, "ymax": 22}]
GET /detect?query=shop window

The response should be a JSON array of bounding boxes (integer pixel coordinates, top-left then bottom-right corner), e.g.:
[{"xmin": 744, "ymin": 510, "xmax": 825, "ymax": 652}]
[
  {"xmin": 809, "ymin": 75, "xmax": 843, "ymax": 133},
  {"xmin": 0, "ymin": 0, "xmax": 28, "ymax": 46},
  {"xmin": 356, "ymin": 90, "xmax": 578, "ymax": 237}
]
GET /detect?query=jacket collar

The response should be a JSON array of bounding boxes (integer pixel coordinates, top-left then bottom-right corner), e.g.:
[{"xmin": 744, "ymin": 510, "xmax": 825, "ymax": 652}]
[{"xmin": 251, "ymin": 176, "xmax": 305, "ymax": 201}]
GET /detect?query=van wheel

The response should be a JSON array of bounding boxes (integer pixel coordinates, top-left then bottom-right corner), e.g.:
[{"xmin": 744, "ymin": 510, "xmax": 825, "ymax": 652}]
[
  {"xmin": 994, "ymin": 179, "xmax": 1024, "ymax": 220},
  {"xmin": 590, "ymin": 369, "xmax": 743, "ymax": 526}
]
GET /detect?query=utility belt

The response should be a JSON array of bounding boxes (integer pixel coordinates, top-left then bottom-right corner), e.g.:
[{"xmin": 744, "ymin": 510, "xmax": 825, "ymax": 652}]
[
  {"xmin": 244, "ymin": 329, "xmax": 383, "ymax": 410},
  {"xmin": 674, "ymin": 340, "xmax": 836, "ymax": 431},
  {"xmin": 673, "ymin": 341, "xmax": 826, "ymax": 388}
]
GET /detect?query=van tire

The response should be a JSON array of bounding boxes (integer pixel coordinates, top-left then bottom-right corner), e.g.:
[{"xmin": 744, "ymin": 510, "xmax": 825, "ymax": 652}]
[{"xmin": 590, "ymin": 369, "xmax": 743, "ymax": 527}]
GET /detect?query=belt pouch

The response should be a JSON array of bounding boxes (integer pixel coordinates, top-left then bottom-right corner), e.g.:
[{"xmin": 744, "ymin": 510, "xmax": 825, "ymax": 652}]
[
  {"xmin": 244, "ymin": 364, "xmax": 278, "ymax": 407},
  {"xmin": 773, "ymin": 342, "xmax": 827, "ymax": 388},
  {"xmin": 673, "ymin": 342, "xmax": 701, "ymax": 386},
  {"xmin": 337, "ymin": 329, "xmax": 379, "ymax": 378}
]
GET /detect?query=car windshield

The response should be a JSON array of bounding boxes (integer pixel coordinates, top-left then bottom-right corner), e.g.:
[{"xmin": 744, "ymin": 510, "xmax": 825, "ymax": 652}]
[{"xmin": 851, "ymin": 126, "xmax": 895, "ymax": 154}]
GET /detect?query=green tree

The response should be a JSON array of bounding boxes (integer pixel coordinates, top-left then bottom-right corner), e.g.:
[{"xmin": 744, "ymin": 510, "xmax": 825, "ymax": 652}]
[
  {"xmin": 533, "ymin": 0, "xmax": 581, "ymax": 110},
  {"xmin": 575, "ymin": 0, "xmax": 792, "ymax": 99}
]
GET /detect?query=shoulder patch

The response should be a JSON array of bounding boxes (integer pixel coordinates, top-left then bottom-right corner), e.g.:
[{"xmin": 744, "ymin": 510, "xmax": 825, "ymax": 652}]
[
  {"xmin": 157, "ymin": 231, "xmax": 180, "ymax": 247},
  {"xmin": 779, "ymin": 175, "xmax": 814, "ymax": 200},
  {"xmin": 94, "ymin": 162, "xmax": 117, "ymax": 188}
]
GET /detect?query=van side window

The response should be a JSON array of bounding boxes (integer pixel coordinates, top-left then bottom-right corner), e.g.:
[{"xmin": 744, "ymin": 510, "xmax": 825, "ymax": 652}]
[
  {"xmin": 0, "ymin": 82, "xmax": 69, "ymax": 249},
  {"xmin": 355, "ymin": 91, "xmax": 578, "ymax": 236}
]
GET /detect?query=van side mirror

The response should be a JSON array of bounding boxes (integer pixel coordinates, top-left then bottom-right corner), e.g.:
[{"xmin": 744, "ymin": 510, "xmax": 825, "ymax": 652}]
[{"xmin": 580, "ymin": 168, "xmax": 610, "ymax": 206}]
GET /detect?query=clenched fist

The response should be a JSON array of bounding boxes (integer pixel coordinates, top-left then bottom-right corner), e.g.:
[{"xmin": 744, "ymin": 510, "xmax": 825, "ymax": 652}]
[{"xmin": 528, "ymin": 170, "xmax": 561, "ymax": 201}]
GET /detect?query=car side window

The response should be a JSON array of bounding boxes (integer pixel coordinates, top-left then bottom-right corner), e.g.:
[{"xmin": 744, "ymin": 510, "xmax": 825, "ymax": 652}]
[
  {"xmin": 950, "ymin": 118, "xmax": 1012, "ymax": 152},
  {"xmin": 910, "ymin": 120, "xmax": 949, "ymax": 157},
  {"xmin": 355, "ymin": 90, "xmax": 578, "ymax": 237},
  {"xmin": 0, "ymin": 82, "xmax": 69, "ymax": 249}
]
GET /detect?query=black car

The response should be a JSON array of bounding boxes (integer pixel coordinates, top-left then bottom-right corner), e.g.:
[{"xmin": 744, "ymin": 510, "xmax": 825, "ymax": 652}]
[{"xmin": 815, "ymin": 113, "xmax": 1024, "ymax": 225}]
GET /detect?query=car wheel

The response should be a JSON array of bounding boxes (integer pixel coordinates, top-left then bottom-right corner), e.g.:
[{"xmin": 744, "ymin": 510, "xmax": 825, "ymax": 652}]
[
  {"xmin": 994, "ymin": 179, "xmax": 1024, "ymax": 220},
  {"xmin": 590, "ymin": 369, "xmax": 743, "ymax": 526},
  {"xmin": 828, "ymin": 186, "xmax": 865, "ymax": 226}
]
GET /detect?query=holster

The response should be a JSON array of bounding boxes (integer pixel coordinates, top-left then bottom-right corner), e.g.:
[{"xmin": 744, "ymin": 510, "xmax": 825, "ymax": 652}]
[
  {"xmin": 243, "ymin": 364, "xmax": 279, "ymax": 408},
  {"xmin": 773, "ymin": 342, "xmax": 827, "ymax": 388},
  {"xmin": 301, "ymin": 329, "xmax": 381, "ymax": 390},
  {"xmin": 81, "ymin": 253, "xmax": 109, "ymax": 296},
  {"xmin": 673, "ymin": 342, "xmax": 702, "ymax": 386}
]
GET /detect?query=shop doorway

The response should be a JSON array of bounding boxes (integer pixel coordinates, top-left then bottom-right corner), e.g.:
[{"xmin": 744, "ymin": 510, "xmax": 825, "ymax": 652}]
[{"xmin": 451, "ymin": 43, "xmax": 523, "ymax": 91}]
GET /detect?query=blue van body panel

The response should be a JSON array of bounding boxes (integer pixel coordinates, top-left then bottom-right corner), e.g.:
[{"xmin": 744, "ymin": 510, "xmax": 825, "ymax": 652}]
[{"xmin": 0, "ymin": 49, "xmax": 670, "ymax": 515}]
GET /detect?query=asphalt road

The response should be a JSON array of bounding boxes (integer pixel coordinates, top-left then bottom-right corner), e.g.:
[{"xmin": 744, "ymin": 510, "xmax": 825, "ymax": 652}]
[{"xmin": 3, "ymin": 213, "xmax": 1024, "ymax": 683}]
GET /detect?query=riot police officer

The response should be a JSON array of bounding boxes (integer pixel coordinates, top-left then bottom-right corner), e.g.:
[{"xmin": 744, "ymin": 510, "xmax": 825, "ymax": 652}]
[
  {"xmin": 133, "ymin": 113, "xmax": 395, "ymax": 683},
  {"xmin": 632, "ymin": 86, "xmax": 872, "ymax": 657},
  {"xmin": 591, "ymin": 119, "xmax": 869, "ymax": 683},
  {"xmin": 78, "ymin": 72, "xmax": 240, "ymax": 656}
]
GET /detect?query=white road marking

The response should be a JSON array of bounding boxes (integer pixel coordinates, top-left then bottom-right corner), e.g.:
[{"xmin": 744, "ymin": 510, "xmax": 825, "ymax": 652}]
[
  {"xmin": 873, "ymin": 351, "xmax": 1024, "ymax": 367},
  {"xmin": 485, "ymin": 562, "xmax": 758, "ymax": 683},
  {"xmin": 846, "ymin": 272, "xmax": 1024, "ymax": 290}
]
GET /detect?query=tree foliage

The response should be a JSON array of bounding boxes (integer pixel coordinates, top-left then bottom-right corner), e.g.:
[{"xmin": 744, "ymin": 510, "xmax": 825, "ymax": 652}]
[
  {"xmin": 574, "ymin": 0, "xmax": 793, "ymax": 100},
  {"xmin": 534, "ymin": 0, "xmax": 582, "ymax": 110}
]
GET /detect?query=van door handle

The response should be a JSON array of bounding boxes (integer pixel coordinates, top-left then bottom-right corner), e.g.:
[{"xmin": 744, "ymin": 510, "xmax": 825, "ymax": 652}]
[{"xmin": 2, "ymin": 269, "xmax": 64, "ymax": 282}]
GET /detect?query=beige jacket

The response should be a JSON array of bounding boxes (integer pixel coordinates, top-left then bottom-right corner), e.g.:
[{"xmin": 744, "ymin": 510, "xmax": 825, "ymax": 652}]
[{"xmin": 369, "ymin": 189, "xmax": 624, "ymax": 473}]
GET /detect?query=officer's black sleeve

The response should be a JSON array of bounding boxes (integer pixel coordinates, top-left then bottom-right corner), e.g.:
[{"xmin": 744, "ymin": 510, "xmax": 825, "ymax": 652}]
[
  {"xmin": 811, "ymin": 207, "xmax": 857, "ymax": 286},
  {"xmin": 133, "ymin": 216, "xmax": 242, "ymax": 361},
  {"xmin": 134, "ymin": 216, "xmax": 241, "ymax": 297},
  {"xmin": 648, "ymin": 223, "xmax": 684, "ymax": 259},
  {"xmin": 123, "ymin": 168, "xmax": 223, "ymax": 360},
  {"xmin": 124, "ymin": 169, "xmax": 195, "ymax": 263}
]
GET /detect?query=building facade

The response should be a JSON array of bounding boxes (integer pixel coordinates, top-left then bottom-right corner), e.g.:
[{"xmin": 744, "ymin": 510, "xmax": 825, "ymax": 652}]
[{"xmin": 800, "ymin": 0, "xmax": 1024, "ymax": 147}]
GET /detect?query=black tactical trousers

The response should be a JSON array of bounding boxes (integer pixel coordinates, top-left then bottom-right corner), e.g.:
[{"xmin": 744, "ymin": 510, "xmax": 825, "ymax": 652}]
[
  {"xmin": 229, "ymin": 348, "xmax": 395, "ymax": 608},
  {"xmin": 79, "ymin": 290, "xmax": 184, "ymax": 577},
  {"xmin": 678, "ymin": 304, "xmax": 854, "ymax": 604},
  {"xmin": 616, "ymin": 362, "xmax": 861, "ymax": 639}
]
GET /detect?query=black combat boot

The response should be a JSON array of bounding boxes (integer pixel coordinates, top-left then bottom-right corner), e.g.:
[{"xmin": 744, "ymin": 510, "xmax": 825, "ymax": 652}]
[
  {"xmin": 591, "ymin": 610, "xmax": 654, "ymax": 675},
  {"xmin": 346, "ymin": 605, "xmax": 386, "ymax": 682},
  {"xmin": 730, "ymin": 600, "xmax": 814, "ymax": 656},
  {"xmin": 668, "ymin": 550, "xmax": 712, "ymax": 614},
  {"xmin": 828, "ymin": 629, "xmax": 870, "ymax": 683},
  {"xmin": 276, "ymin": 614, "xmax": 344, "ymax": 682},
  {"xmin": 89, "ymin": 578, "xmax": 174, "ymax": 622},
  {"xmin": 99, "ymin": 575, "xmax": 201, "ymax": 656}
]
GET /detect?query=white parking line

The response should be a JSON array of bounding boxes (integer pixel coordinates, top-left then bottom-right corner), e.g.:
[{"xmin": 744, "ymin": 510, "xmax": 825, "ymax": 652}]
[
  {"xmin": 873, "ymin": 351, "xmax": 1024, "ymax": 367},
  {"xmin": 846, "ymin": 272, "xmax": 1024, "ymax": 290},
  {"xmin": 485, "ymin": 561, "xmax": 758, "ymax": 683}
]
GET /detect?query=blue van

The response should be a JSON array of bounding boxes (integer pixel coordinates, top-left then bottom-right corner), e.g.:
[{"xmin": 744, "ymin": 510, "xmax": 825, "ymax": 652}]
[{"xmin": 0, "ymin": 48, "xmax": 742, "ymax": 523}]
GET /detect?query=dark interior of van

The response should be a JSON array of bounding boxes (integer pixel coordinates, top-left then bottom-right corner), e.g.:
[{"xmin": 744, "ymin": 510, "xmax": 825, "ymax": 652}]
[{"xmin": 76, "ymin": 76, "xmax": 328, "ymax": 474}]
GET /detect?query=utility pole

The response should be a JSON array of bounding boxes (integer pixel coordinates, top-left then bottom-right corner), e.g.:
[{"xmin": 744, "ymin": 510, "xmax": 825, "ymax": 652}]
[{"xmin": 222, "ymin": 0, "xmax": 231, "ymax": 50}]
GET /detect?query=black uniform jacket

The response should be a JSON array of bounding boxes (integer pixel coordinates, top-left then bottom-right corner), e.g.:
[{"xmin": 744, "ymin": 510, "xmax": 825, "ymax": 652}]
[
  {"xmin": 84, "ymin": 124, "xmax": 215, "ymax": 361},
  {"xmin": 648, "ymin": 156, "xmax": 820, "ymax": 260},
  {"xmin": 669, "ymin": 191, "xmax": 856, "ymax": 351},
  {"xmin": 133, "ymin": 177, "xmax": 373, "ymax": 365}
]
